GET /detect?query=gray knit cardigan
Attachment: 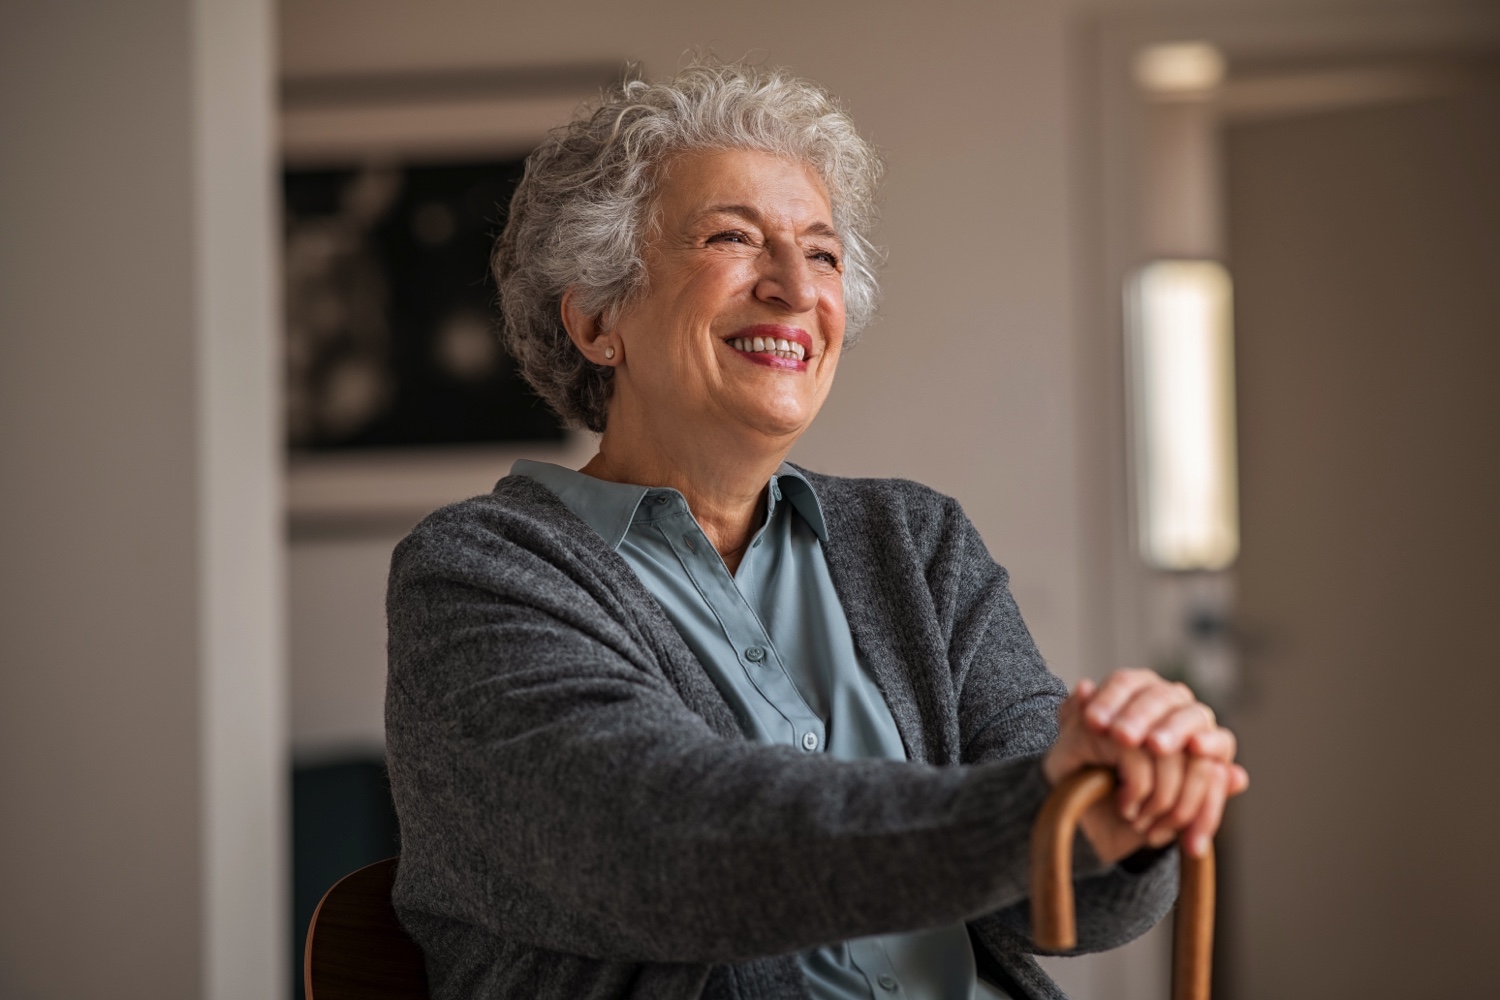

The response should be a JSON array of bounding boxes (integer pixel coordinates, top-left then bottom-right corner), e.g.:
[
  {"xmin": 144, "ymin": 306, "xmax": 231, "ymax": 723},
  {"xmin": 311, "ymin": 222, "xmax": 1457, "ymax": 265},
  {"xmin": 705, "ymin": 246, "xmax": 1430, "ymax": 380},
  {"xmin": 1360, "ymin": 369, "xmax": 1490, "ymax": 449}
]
[{"xmin": 385, "ymin": 468, "xmax": 1177, "ymax": 1000}]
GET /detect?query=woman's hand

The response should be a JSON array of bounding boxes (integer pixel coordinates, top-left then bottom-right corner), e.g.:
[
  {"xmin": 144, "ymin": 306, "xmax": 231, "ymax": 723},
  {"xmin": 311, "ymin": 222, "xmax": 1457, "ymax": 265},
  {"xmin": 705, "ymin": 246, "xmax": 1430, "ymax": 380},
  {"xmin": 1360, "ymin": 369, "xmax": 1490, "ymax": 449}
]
[{"xmin": 1041, "ymin": 670, "xmax": 1249, "ymax": 864}]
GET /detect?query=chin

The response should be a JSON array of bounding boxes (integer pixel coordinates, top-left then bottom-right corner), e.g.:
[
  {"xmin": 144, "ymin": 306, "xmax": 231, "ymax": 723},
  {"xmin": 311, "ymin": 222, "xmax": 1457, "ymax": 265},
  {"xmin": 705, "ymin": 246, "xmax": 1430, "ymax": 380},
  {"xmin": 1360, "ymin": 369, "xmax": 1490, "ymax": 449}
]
[
  {"xmin": 741, "ymin": 409, "xmax": 814, "ymax": 441},
  {"xmin": 716, "ymin": 386, "xmax": 823, "ymax": 442}
]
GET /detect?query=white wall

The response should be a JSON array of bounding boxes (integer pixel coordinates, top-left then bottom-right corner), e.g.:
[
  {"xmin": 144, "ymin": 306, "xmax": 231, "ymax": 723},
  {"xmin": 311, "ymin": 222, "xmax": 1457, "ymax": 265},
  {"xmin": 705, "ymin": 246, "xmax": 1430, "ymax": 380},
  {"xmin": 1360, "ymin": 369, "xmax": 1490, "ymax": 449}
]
[
  {"xmin": 0, "ymin": 2, "xmax": 283, "ymax": 998},
  {"xmin": 290, "ymin": 537, "xmax": 400, "ymax": 757}
]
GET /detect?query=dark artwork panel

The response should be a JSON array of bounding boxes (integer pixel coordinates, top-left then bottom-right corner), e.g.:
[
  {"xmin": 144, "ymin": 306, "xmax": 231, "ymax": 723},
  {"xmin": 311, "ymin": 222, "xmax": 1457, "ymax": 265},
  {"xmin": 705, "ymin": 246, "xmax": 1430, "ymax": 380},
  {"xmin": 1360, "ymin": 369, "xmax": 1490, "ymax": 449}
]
[{"xmin": 283, "ymin": 158, "xmax": 566, "ymax": 450}]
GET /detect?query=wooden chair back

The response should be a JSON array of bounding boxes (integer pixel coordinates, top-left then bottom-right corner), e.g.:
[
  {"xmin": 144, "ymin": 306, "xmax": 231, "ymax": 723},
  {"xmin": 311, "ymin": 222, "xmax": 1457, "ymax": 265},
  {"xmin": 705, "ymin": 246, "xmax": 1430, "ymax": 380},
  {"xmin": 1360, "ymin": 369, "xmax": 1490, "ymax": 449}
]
[
  {"xmin": 304, "ymin": 857, "xmax": 429, "ymax": 1000},
  {"xmin": 1031, "ymin": 767, "xmax": 1216, "ymax": 1000}
]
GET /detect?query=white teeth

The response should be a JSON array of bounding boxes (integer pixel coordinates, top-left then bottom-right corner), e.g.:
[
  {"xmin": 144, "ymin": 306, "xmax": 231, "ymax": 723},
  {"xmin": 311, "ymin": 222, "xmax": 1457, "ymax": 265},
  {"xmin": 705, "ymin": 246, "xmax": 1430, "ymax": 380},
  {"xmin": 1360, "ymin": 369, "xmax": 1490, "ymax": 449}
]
[{"xmin": 727, "ymin": 336, "xmax": 808, "ymax": 361}]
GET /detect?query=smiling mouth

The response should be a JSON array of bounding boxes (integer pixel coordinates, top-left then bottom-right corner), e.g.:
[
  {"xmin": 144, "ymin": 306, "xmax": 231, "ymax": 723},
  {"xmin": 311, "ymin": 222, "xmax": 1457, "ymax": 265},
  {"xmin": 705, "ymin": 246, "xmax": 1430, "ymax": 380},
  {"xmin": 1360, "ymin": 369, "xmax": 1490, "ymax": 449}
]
[{"xmin": 726, "ymin": 334, "xmax": 807, "ymax": 362}]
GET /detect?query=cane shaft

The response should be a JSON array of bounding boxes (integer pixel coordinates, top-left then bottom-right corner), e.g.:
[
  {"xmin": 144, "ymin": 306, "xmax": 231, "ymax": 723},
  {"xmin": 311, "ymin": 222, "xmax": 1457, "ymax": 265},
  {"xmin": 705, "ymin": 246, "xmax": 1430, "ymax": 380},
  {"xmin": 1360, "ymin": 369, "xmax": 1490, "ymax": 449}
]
[{"xmin": 1030, "ymin": 765, "xmax": 1215, "ymax": 1000}]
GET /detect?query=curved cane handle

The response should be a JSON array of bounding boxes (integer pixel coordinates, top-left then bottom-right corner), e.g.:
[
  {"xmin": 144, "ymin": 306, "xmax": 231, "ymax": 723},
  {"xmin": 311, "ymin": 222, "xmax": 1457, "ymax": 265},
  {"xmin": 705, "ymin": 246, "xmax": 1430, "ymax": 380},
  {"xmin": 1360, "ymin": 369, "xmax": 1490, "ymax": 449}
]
[{"xmin": 1030, "ymin": 766, "xmax": 1215, "ymax": 1000}]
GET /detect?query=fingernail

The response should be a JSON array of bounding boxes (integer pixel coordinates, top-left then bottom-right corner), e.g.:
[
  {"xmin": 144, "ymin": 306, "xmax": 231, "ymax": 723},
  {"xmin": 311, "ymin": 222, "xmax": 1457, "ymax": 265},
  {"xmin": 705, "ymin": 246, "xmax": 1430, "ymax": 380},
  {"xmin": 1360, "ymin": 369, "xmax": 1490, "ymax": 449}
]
[
  {"xmin": 1191, "ymin": 835, "xmax": 1208, "ymax": 857},
  {"xmin": 1122, "ymin": 803, "xmax": 1139, "ymax": 822}
]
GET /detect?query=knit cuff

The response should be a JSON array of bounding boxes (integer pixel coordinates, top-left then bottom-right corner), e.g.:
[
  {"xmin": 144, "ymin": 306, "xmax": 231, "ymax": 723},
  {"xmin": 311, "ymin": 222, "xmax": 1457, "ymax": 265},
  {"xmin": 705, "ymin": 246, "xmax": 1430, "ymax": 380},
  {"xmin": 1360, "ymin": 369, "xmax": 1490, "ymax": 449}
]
[{"xmin": 945, "ymin": 757, "xmax": 1112, "ymax": 908}]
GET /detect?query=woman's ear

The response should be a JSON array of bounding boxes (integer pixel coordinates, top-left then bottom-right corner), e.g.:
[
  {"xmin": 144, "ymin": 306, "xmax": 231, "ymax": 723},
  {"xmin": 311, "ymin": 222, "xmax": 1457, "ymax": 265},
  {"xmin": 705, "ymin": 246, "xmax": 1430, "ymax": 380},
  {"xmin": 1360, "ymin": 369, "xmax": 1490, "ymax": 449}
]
[{"xmin": 560, "ymin": 289, "xmax": 619, "ymax": 366}]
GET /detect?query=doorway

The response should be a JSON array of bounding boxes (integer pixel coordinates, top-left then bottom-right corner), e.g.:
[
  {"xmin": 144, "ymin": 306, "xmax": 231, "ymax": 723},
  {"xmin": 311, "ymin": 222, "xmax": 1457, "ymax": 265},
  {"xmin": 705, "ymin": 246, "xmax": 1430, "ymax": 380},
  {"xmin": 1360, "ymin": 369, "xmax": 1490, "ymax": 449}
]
[
  {"xmin": 1225, "ymin": 76, "xmax": 1500, "ymax": 997},
  {"xmin": 1083, "ymin": 10, "xmax": 1500, "ymax": 998}
]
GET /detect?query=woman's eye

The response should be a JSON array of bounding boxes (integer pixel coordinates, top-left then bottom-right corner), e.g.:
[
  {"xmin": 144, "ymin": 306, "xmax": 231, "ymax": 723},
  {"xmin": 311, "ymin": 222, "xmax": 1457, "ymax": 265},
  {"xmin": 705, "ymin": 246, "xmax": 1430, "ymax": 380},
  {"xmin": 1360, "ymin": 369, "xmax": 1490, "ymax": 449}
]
[
  {"xmin": 810, "ymin": 249, "xmax": 842, "ymax": 268},
  {"xmin": 708, "ymin": 230, "xmax": 751, "ymax": 245}
]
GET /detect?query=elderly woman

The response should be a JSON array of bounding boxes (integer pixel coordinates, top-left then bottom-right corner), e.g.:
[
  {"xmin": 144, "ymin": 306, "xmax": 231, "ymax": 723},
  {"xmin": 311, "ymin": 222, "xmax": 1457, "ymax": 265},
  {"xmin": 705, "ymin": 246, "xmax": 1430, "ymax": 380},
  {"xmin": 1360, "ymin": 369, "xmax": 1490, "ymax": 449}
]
[{"xmin": 385, "ymin": 61, "xmax": 1246, "ymax": 1000}]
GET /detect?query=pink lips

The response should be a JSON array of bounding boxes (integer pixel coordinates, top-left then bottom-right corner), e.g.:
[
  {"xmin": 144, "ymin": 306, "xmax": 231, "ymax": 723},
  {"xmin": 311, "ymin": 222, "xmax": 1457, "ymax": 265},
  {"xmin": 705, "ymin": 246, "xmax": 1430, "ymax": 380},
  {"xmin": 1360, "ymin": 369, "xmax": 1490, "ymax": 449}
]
[{"xmin": 725, "ymin": 324, "xmax": 813, "ymax": 371}]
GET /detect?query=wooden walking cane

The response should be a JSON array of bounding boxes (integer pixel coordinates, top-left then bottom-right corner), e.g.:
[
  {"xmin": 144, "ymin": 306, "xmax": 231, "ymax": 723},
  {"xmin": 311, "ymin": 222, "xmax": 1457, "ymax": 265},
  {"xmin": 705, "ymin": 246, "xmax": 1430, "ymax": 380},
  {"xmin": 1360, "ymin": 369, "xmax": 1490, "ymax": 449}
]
[{"xmin": 1030, "ymin": 766, "xmax": 1215, "ymax": 1000}]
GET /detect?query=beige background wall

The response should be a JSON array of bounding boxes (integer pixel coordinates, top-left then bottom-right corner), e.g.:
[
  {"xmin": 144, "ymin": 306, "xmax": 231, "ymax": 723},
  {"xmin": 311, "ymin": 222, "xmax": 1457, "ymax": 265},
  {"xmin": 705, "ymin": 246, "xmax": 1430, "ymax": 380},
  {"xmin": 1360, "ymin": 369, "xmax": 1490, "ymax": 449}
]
[
  {"xmin": 0, "ymin": 2, "xmax": 282, "ymax": 999},
  {"xmin": 1, "ymin": 8, "xmax": 202, "ymax": 995}
]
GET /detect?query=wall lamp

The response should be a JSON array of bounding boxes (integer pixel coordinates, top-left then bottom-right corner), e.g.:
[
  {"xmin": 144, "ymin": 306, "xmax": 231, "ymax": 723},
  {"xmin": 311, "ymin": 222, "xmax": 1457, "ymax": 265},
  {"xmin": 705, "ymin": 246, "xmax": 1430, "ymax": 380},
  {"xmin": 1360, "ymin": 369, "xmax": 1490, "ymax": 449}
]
[{"xmin": 1126, "ymin": 260, "xmax": 1240, "ymax": 571}]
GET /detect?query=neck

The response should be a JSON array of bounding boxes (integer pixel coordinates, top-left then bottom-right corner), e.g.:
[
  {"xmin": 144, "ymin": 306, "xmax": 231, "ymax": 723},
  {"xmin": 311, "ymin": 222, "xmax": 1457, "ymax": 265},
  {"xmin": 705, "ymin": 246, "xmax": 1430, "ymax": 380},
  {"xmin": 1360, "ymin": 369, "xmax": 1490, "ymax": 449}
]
[{"xmin": 580, "ymin": 409, "xmax": 794, "ymax": 571}]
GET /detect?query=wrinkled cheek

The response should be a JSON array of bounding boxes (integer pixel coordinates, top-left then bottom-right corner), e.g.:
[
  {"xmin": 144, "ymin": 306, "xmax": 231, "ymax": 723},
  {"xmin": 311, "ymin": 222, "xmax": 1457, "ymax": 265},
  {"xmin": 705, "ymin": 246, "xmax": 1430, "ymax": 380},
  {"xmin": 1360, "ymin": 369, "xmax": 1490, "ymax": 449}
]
[
  {"xmin": 821, "ymin": 291, "xmax": 847, "ymax": 344},
  {"xmin": 813, "ymin": 350, "xmax": 842, "ymax": 396}
]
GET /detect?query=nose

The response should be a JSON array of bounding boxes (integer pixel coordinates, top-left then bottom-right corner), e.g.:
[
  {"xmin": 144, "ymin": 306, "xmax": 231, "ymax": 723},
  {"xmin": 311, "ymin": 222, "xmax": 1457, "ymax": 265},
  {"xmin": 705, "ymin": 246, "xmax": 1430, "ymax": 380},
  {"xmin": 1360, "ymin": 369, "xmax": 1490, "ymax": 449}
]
[{"xmin": 753, "ymin": 243, "xmax": 818, "ymax": 314}]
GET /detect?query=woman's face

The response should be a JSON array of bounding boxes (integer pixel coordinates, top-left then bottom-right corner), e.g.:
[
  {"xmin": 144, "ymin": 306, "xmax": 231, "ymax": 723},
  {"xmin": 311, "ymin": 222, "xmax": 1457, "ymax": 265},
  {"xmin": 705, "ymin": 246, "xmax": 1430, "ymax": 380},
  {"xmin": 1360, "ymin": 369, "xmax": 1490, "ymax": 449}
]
[{"xmin": 605, "ymin": 148, "xmax": 847, "ymax": 446}]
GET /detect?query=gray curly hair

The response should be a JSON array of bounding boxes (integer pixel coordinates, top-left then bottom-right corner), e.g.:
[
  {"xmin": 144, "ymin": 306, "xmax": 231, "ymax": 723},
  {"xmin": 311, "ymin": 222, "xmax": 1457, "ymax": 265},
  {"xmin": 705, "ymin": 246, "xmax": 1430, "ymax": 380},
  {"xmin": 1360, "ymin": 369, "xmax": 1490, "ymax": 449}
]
[{"xmin": 493, "ymin": 59, "xmax": 884, "ymax": 432}]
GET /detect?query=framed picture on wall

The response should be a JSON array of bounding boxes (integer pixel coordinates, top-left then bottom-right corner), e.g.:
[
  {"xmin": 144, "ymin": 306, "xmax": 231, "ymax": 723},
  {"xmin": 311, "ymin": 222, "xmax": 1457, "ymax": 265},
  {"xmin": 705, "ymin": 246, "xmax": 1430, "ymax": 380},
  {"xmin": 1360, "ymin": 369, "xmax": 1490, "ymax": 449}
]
[{"xmin": 281, "ymin": 65, "xmax": 618, "ymax": 537}]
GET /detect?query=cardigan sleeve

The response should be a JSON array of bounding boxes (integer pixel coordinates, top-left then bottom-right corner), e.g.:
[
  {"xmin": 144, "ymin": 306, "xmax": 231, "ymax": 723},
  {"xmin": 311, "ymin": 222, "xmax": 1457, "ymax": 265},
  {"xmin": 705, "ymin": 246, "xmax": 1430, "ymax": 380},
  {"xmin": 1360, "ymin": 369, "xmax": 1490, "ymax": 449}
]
[
  {"xmin": 932, "ymin": 494, "xmax": 1180, "ymax": 957},
  {"xmin": 385, "ymin": 502, "xmax": 1064, "ymax": 967}
]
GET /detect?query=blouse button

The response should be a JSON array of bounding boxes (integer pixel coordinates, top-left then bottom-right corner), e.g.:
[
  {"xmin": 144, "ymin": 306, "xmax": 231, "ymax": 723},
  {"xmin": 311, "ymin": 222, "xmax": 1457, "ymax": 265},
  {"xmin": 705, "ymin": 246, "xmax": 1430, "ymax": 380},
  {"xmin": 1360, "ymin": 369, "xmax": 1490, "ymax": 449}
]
[
  {"xmin": 744, "ymin": 646, "xmax": 765, "ymax": 662},
  {"xmin": 801, "ymin": 732, "xmax": 819, "ymax": 751},
  {"xmin": 878, "ymin": 973, "xmax": 898, "ymax": 991}
]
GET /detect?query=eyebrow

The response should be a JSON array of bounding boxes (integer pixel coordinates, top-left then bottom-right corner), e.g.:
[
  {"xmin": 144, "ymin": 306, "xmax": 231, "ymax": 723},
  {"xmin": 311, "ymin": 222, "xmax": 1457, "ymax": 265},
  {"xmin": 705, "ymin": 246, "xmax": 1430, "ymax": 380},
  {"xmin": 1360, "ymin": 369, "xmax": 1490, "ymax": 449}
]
[{"xmin": 699, "ymin": 204, "xmax": 842, "ymax": 244}]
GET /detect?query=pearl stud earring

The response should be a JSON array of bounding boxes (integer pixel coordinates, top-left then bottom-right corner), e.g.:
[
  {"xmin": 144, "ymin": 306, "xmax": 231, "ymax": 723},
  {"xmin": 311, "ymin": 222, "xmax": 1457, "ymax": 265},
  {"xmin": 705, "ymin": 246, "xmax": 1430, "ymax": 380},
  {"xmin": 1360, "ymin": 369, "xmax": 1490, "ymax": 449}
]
[{"xmin": 604, "ymin": 346, "xmax": 615, "ymax": 360}]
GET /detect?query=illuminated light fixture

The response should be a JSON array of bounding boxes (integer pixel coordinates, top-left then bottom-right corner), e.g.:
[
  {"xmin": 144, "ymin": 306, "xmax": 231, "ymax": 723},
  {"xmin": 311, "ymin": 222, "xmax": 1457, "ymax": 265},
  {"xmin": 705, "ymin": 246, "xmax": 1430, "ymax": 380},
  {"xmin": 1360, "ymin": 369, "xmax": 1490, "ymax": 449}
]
[
  {"xmin": 1127, "ymin": 260, "xmax": 1239, "ymax": 571},
  {"xmin": 1133, "ymin": 41, "xmax": 1227, "ymax": 96}
]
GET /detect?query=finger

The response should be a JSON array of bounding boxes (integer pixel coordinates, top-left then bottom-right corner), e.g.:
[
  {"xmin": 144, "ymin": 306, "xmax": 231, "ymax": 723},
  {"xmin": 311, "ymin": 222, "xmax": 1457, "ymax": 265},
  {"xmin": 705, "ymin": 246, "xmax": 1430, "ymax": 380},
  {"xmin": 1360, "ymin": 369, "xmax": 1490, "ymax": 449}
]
[
  {"xmin": 1184, "ymin": 764, "xmax": 1231, "ymax": 858},
  {"xmin": 1147, "ymin": 702, "xmax": 1220, "ymax": 756},
  {"xmin": 1145, "ymin": 755, "xmax": 1216, "ymax": 846},
  {"xmin": 1184, "ymin": 724, "xmax": 1237, "ymax": 762},
  {"xmin": 1044, "ymin": 692, "xmax": 1108, "ymax": 786},
  {"xmin": 1228, "ymin": 763, "xmax": 1250, "ymax": 796},
  {"xmin": 1136, "ymin": 749, "xmax": 1185, "ymax": 833},
  {"xmin": 1113, "ymin": 746, "xmax": 1155, "ymax": 824},
  {"xmin": 1108, "ymin": 680, "xmax": 1195, "ymax": 748},
  {"xmin": 1084, "ymin": 669, "xmax": 1159, "ymax": 733}
]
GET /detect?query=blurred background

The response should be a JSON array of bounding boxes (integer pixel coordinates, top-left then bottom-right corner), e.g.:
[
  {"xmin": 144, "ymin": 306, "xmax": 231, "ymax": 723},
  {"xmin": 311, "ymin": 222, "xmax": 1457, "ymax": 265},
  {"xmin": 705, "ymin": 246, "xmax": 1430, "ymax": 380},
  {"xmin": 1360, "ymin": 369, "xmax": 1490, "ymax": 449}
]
[{"xmin": 3, "ymin": 1, "xmax": 1497, "ymax": 998}]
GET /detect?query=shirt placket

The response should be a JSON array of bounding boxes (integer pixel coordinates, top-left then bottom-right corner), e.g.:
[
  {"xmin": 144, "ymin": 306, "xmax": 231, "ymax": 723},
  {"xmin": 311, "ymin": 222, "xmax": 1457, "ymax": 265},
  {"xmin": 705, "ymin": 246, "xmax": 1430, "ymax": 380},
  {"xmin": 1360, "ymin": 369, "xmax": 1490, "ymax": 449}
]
[
  {"xmin": 847, "ymin": 938, "xmax": 908, "ymax": 999},
  {"xmin": 651, "ymin": 493, "xmax": 826, "ymax": 755}
]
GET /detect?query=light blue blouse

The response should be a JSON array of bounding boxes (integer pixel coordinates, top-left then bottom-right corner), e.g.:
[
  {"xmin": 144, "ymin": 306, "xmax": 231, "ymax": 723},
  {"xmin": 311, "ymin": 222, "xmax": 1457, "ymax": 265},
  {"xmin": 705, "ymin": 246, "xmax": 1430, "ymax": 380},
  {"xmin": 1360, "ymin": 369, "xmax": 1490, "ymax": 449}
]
[{"xmin": 514, "ymin": 460, "xmax": 1007, "ymax": 1000}]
